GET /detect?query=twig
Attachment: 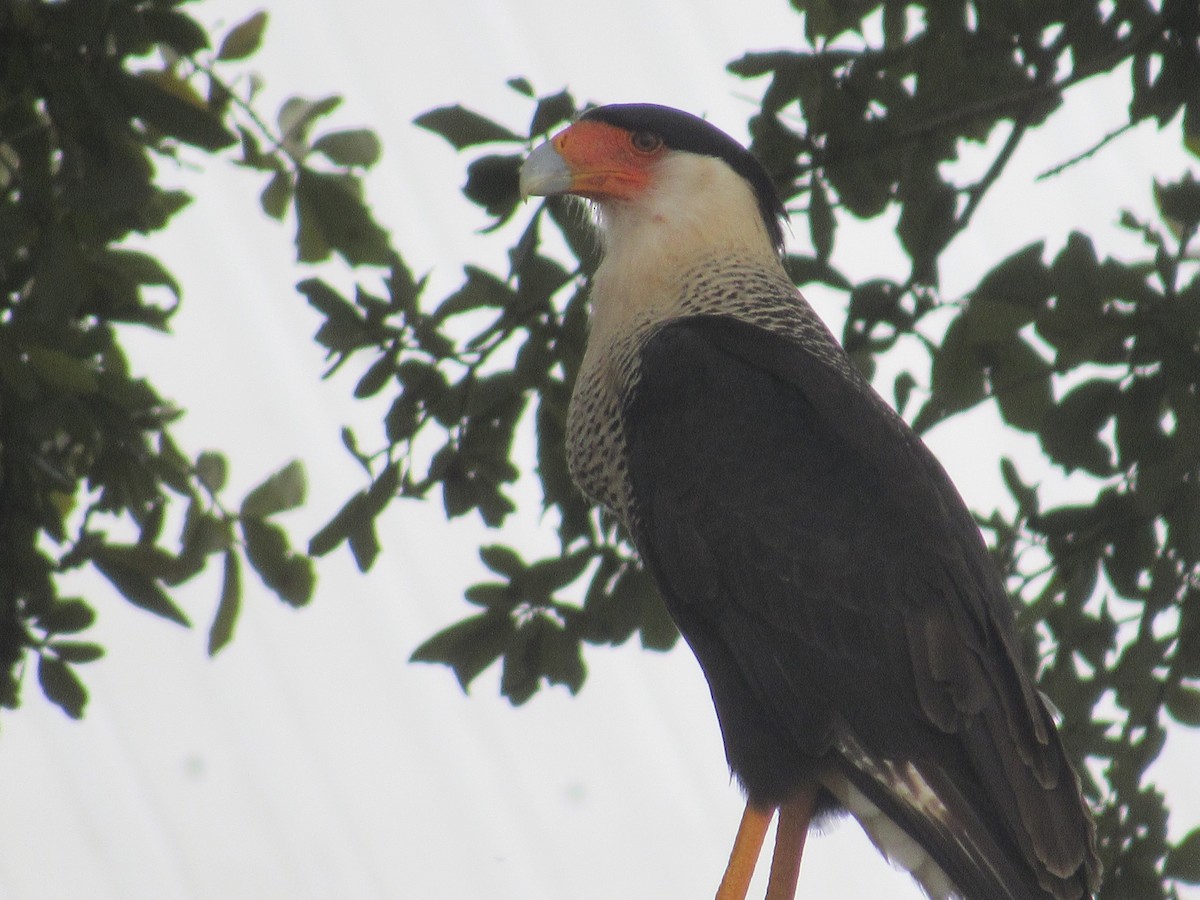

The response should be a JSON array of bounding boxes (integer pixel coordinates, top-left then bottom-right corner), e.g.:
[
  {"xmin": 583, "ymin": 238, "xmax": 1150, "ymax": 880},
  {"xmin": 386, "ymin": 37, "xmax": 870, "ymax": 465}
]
[
  {"xmin": 1036, "ymin": 121, "xmax": 1137, "ymax": 181},
  {"xmin": 959, "ymin": 119, "xmax": 1029, "ymax": 231}
]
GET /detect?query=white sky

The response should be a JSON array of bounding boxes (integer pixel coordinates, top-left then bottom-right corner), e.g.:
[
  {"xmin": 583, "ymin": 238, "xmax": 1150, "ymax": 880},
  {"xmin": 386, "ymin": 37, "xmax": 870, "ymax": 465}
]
[{"xmin": 1, "ymin": 2, "xmax": 1197, "ymax": 899}]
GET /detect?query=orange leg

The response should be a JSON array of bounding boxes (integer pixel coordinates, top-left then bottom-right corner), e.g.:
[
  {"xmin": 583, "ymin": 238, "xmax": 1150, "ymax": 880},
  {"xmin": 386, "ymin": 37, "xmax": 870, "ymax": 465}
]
[
  {"xmin": 764, "ymin": 786, "xmax": 818, "ymax": 900},
  {"xmin": 715, "ymin": 802, "xmax": 773, "ymax": 900}
]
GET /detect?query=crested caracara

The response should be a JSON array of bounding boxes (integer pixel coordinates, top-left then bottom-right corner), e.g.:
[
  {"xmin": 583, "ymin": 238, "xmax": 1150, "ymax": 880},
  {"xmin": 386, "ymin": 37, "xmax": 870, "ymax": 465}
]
[{"xmin": 520, "ymin": 103, "xmax": 1100, "ymax": 900}]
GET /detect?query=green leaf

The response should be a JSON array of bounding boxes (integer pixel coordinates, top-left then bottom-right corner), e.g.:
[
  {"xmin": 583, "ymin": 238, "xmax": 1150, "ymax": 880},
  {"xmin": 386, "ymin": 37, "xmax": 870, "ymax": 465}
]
[
  {"xmin": 24, "ymin": 345, "xmax": 99, "ymax": 394},
  {"xmin": 347, "ymin": 518, "xmax": 381, "ymax": 572},
  {"xmin": 120, "ymin": 71, "xmax": 237, "ymax": 150},
  {"xmin": 299, "ymin": 278, "xmax": 362, "ymax": 329},
  {"xmin": 480, "ymin": 545, "xmax": 525, "ymax": 579},
  {"xmin": 241, "ymin": 519, "xmax": 314, "ymax": 607},
  {"xmin": 387, "ymin": 255, "xmax": 421, "ymax": 312},
  {"xmin": 207, "ymin": 551, "xmax": 241, "ymax": 656},
  {"xmin": 37, "ymin": 655, "xmax": 87, "ymax": 720},
  {"xmin": 312, "ymin": 129, "xmax": 382, "ymax": 168},
  {"xmin": 914, "ymin": 315, "xmax": 986, "ymax": 432},
  {"xmin": 240, "ymin": 460, "xmax": 307, "ymax": 518},
  {"xmin": 508, "ymin": 77, "xmax": 535, "ymax": 97},
  {"xmin": 1187, "ymin": 131, "xmax": 1200, "ymax": 161},
  {"xmin": 535, "ymin": 618, "xmax": 586, "ymax": 694},
  {"xmin": 973, "ymin": 241, "xmax": 1050, "ymax": 309},
  {"xmin": 35, "ymin": 598, "xmax": 96, "ymax": 635},
  {"xmin": 105, "ymin": 249, "xmax": 182, "ymax": 300},
  {"xmin": 1048, "ymin": 233, "xmax": 1102, "ymax": 320},
  {"xmin": 1000, "ymin": 457, "xmax": 1039, "ymax": 516},
  {"xmin": 783, "ymin": 254, "xmax": 852, "ymax": 290},
  {"xmin": 294, "ymin": 169, "xmax": 392, "ymax": 266},
  {"xmin": 179, "ymin": 508, "xmax": 233, "ymax": 565},
  {"xmin": 465, "ymin": 583, "xmax": 517, "ymax": 610},
  {"xmin": 437, "ymin": 266, "xmax": 516, "ymax": 319},
  {"xmin": 1165, "ymin": 683, "xmax": 1200, "ymax": 727},
  {"xmin": 893, "ymin": 371, "xmax": 916, "ymax": 415},
  {"xmin": 500, "ymin": 625, "xmax": 539, "ymax": 705},
  {"xmin": 847, "ymin": 280, "xmax": 903, "ymax": 327},
  {"xmin": 94, "ymin": 554, "xmax": 190, "ymax": 627},
  {"xmin": 501, "ymin": 615, "xmax": 585, "ymax": 704},
  {"xmin": 1040, "ymin": 380, "xmax": 1119, "ymax": 475},
  {"xmin": 333, "ymin": 463, "xmax": 396, "ymax": 572},
  {"xmin": 414, "ymin": 105, "xmax": 523, "ymax": 150},
  {"xmin": 30, "ymin": 225, "xmax": 86, "ymax": 322},
  {"xmin": 48, "ymin": 642, "xmax": 105, "ymax": 664},
  {"xmin": 990, "ymin": 339, "xmax": 1052, "ymax": 433},
  {"xmin": 808, "ymin": 176, "xmax": 835, "ymax": 262},
  {"xmin": 529, "ymin": 90, "xmax": 576, "ymax": 138},
  {"xmin": 463, "ymin": 154, "xmax": 522, "ymax": 228},
  {"xmin": 278, "ymin": 95, "xmax": 343, "ymax": 151},
  {"xmin": 521, "ymin": 552, "xmax": 591, "ymax": 600},
  {"xmin": 411, "ymin": 612, "xmax": 516, "ymax": 691},
  {"xmin": 882, "ymin": 0, "xmax": 907, "ymax": 46},
  {"xmin": 1166, "ymin": 827, "xmax": 1200, "ymax": 884},
  {"xmin": 142, "ymin": 8, "xmax": 210, "ymax": 56},
  {"xmin": 1154, "ymin": 173, "xmax": 1200, "ymax": 236},
  {"xmin": 309, "ymin": 491, "xmax": 369, "ymax": 557},
  {"xmin": 354, "ymin": 352, "xmax": 394, "ymax": 399},
  {"xmin": 260, "ymin": 170, "xmax": 292, "ymax": 220},
  {"xmin": 639, "ymin": 586, "xmax": 678, "ymax": 651},
  {"xmin": 237, "ymin": 126, "xmax": 273, "ymax": 170},
  {"xmin": 898, "ymin": 176, "xmax": 957, "ymax": 283},
  {"xmin": 195, "ymin": 450, "xmax": 228, "ymax": 493},
  {"xmin": 217, "ymin": 10, "xmax": 268, "ymax": 61},
  {"xmin": 962, "ymin": 299, "xmax": 1038, "ymax": 345}
]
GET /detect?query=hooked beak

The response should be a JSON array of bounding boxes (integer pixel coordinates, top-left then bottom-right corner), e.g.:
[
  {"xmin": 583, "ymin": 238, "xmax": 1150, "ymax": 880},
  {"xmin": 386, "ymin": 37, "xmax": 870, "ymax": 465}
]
[{"xmin": 519, "ymin": 139, "xmax": 574, "ymax": 198}]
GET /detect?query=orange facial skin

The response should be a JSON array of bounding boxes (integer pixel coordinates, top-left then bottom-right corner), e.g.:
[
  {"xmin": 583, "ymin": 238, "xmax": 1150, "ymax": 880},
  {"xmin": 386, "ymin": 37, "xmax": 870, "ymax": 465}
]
[{"xmin": 547, "ymin": 119, "xmax": 665, "ymax": 202}]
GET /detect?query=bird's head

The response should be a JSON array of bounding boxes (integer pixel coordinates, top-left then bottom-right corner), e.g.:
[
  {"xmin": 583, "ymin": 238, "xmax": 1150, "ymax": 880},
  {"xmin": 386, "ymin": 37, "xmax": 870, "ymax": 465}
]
[{"xmin": 520, "ymin": 104, "xmax": 787, "ymax": 259}]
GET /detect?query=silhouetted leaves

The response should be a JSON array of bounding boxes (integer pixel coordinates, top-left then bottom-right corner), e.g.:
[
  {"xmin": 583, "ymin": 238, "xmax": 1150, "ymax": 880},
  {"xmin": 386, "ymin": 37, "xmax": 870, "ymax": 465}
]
[
  {"xmin": 93, "ymin": 547, "xmax": 191, "ymax": 627},
  {"xmin": 207, "ymin": 551, "xmax": 242, "ymax": 656},
  {"xmin": 312, "ymin": 129, "xmax": 382, "ymax": 168},
  {"xmin": 242, "ymin": 519, "xmax": 314, "ymax": 608},
  {"xmin": 240, "ymin": 460, "xmax": 307, "ymax": 519},
  {"xmin": 415, "ymin": 104, "xmax": 524, "ymax": 149},
  {"xmin": 278, "ymin": 95, "xmax": 342, "ymax": 156},
  {"xmin": 120, "ymin": 71, "xmax": 237, "ymax": 150},
  {"xmin": 217, "ymin": 10, "xmax": 268, "ymax": 61},
  {"xmin": 295, "ymin": 169, "xmax": 391, "ymax": 266},
  {"xmin": 411, "ymin": 611, "xmax": 516, "ymax": 691},
  {"xmin": 412, "ymin": 544, "xmax": 590, "ymax": 702},
  {"xmin": 529, "ymin": 89, "xmax": 575, "ymax": 138},
  {"xmin": 1041, "ymin": 380, "xmax": 1119, "ymax": 475},
  {"xmin": 37, "ymin": 655, "xmax": 88, "ymax": 720},
  {"xmin": 808, "ymin": 176, "xmax": 835, "ymax": 262},
  {"xmin": 0, "ymin": 0, "xmax": 318, "ymax": 723},
  {"xmin": 1166, "ymin": 828, "xmax": 1200, "ymax": 884},
  {"xmin": 463, "ymin": 154, "xmax": 523, "ymax": 229}
]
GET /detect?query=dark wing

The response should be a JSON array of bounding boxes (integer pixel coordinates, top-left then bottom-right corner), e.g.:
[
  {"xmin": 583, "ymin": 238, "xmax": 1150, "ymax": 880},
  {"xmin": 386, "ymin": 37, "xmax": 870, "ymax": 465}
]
[{"xmin": 623, "ymin": 315, "xmax": 1098, "ymax": 900}]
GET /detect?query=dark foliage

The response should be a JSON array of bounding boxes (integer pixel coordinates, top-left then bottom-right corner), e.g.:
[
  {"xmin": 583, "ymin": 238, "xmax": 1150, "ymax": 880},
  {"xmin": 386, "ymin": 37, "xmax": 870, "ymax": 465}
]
[{"xmin": 0, "ymin": 1, "xmax": 394, "ymax": 716}]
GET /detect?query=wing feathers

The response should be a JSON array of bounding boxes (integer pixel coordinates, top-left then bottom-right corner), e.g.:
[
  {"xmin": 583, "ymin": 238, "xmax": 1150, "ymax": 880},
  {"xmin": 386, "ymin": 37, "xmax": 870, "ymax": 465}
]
[
  {"xmin": 624, "ymin": 316, "xmax": 1099, "ymax": 898},
  {"xmin": 827, "ymin": 731, "xmax": 1035, "ymax": 900}
]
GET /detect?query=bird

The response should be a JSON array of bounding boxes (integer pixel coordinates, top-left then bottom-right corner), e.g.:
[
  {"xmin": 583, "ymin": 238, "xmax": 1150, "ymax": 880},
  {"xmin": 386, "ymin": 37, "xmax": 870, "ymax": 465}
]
[{"xmin": 519, "ymin": 103, "xmax": 1101, "ymax": 900}]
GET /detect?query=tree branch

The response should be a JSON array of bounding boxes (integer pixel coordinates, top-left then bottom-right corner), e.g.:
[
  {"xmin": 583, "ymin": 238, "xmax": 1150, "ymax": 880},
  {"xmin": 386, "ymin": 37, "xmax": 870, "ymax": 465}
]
[{"xmin": 1036, "ymin": 122, "xmax": 1137, "ymax": 181}]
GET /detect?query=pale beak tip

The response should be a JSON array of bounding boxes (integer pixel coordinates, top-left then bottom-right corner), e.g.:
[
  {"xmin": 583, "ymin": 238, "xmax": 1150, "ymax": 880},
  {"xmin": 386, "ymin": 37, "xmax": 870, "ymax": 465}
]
[{"xmin": 519, "ymin": 140, "xmax": 573, "ymax": 199}]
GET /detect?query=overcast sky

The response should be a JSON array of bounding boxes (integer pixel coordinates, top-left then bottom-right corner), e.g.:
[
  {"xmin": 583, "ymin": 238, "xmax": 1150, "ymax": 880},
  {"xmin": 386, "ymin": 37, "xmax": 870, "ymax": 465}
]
[{"xmin": 1, "ymin": 2, "xmax": 1197, "ymax": 899}]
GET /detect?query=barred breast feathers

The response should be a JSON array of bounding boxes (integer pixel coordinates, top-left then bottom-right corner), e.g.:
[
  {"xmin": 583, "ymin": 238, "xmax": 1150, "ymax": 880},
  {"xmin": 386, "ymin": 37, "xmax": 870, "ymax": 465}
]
[
  {"xmin": 564, "ymin": 154, "xmax": 849, "ymax": 528},
  {"xmin": 565, "ymin": 250, "xmax": 847, "ymax": 532}
]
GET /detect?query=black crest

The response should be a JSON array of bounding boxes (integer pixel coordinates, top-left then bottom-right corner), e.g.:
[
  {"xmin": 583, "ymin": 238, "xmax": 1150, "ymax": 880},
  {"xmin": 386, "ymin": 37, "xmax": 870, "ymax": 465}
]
[{"xmin": 581, "ymin": 104, "xmax": 787, "ymax": 253}]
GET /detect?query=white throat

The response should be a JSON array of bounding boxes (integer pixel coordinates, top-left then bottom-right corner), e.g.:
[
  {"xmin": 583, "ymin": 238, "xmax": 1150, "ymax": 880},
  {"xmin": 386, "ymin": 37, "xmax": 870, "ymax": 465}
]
[{"xmin": 585, "ymin": 153, "xmax": 783, "ymax": 346}]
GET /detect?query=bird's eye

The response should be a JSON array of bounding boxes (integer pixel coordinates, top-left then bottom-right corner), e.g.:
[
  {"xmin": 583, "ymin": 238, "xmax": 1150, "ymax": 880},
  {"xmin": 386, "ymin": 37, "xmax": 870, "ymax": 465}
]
[{"xmin": 630, "ymin": 130, "xmax": 663, "ymax": 154}]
